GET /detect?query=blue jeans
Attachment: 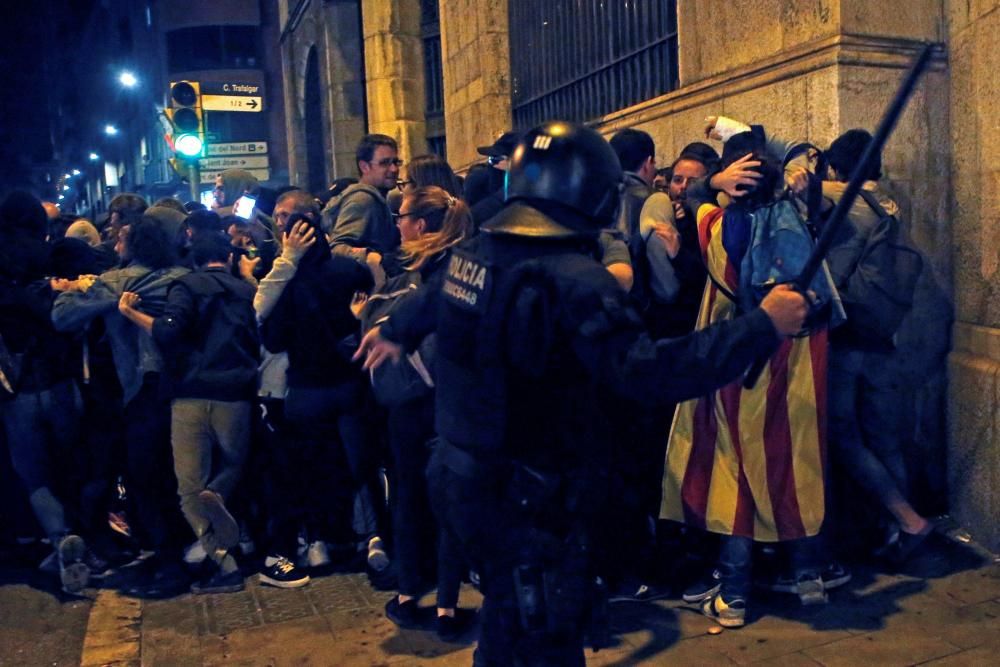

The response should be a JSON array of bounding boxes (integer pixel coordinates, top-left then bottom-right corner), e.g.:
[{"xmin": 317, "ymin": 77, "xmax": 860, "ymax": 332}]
[
  {"xmin": 0, "ymin": 379, "xmax": 81, "ymax": 541},
  {"xmin": 828, "ymin": 346, "xmax": 910, "ymax": 511}
]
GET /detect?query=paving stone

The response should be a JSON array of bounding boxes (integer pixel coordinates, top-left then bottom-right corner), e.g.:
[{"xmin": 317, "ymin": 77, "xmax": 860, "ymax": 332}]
[
  {"xmin": 700, "ymin": 612, "xmax": 853, "ymax": 665},
  {"xmin": 252, "ymin": 583, "xmax": 317, "ymax": 625},
  {"xmin": 802, "ymin": 629, "xmax": 964, "ymax": 666},
  {"xmin": 922, "ymin": 645, "xmax": 1000, "ymax": 666},
  {"xmin": 203, "ymin": 590, "xmax": 263, "ymax": 635},
  {"xmin": 304, "ymin": 574, "xmax": 370, "ymax": 614},
  {"xmin": 922, "ymin": 564, "xmax": 1000, "ymax": 607}
]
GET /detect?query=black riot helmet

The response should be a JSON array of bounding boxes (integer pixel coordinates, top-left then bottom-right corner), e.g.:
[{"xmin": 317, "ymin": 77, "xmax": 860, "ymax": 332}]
[{"xmin": 493, "ymin": 121, "xmax": 623, "ymax": 237}]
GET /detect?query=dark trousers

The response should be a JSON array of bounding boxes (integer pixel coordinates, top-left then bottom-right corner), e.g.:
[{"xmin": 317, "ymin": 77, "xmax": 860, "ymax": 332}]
[
  {"xmin": 427, "ymin": 444, "xmax": 586, "ymax": 667},
  {"xmin": 284, "ymin": 381, "xmax": 373, "ymax": 544},
  {"xmin": 389, "ymin": 395, "xmax": 463, "ymax": 608},
  {"xmin": 829, "ymin": 346, "xmax": 910, "ymax": 514},
  {"xmin": 123, "ymin": 375, "xmax": 185, "ymax": 554}
]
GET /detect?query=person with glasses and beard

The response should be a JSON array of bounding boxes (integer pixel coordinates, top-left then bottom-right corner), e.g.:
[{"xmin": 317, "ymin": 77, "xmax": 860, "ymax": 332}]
[{"xmin": 322, "ymin": 134, "xmax": 403, "ymax": 288}]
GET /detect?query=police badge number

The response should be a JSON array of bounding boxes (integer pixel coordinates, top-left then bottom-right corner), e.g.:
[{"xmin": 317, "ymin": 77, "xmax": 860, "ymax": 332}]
[{"xmin": 442, "ymin": 249, "xmax": 492, "ymax": 314}]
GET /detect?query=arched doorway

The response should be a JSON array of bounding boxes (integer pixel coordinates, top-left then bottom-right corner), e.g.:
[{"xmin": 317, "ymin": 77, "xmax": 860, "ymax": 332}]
[{"xmin": 304, "ymin": 47, "xmax": 326, "ymax": 194}]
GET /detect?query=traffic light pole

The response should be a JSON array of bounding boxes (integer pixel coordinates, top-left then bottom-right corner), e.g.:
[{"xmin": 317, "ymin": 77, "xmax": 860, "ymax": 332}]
[{"xmin": 188, "ymin": 162, "xmax": 200, "ymax": 204}]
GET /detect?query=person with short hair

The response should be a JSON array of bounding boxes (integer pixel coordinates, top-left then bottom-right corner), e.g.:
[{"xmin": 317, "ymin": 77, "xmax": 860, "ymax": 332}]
[{"xmin": 322, "ymin": 134, "xmax": 401, "ymax": 287}]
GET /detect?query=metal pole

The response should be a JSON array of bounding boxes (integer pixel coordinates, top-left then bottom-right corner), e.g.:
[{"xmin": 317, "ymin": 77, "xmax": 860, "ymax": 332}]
[{"xmin": 188, "ymin": 162, "xmax": 200, "ymax": 203}]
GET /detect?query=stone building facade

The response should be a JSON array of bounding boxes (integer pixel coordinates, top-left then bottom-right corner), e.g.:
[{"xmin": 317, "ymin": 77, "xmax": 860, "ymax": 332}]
[{"xmin": 278, "ymin": 0, "xmax": 998, "ymax": 550}]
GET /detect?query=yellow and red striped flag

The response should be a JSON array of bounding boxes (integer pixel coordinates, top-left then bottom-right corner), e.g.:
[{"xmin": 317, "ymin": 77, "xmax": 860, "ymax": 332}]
[{"xmin": 660, "ymin": 204, "xmax": 827, "ymax": 542}]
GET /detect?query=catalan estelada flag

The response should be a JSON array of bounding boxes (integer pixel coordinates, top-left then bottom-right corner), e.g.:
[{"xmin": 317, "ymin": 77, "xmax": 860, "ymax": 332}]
[{"xmin": 659, "ymin": 203, "xmax": 827, "ymax": 542}]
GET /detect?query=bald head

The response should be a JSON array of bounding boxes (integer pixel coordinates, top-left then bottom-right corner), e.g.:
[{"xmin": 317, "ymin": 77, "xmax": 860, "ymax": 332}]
[{"xmin": 42, "ymin": 201, "xmax": 61, "ymax": 221}]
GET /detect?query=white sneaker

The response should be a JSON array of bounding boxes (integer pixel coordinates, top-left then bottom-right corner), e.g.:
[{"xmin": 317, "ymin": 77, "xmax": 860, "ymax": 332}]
[
  {"xmin": 183, "ymin": 540, "xmax": 207, "ymax": 565},
  {"xmin": 367, "ymin": 536, "xmax": 389, "ymax": 572},
  {"xmin": 307, "ymin": 540, "xmax": 330, "ymax": 568}
]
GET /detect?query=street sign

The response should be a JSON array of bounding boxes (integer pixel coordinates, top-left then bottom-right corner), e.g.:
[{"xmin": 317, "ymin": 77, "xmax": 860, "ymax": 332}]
[
  {"xmin": 207, "ymin": 141, "xmax": 268, "ymax": 156},
  {"xmin": 202, "ymin": 94, "xmax": 262, "ymax": 112},
  {"xmin": 201, "ymin": 82, "xmax": 263, "ymax": 97},
  {"xmin": 200, "ymin": 168, "xmax": 270, "ymax": 184},
  {"xmin": 199, "ymin": 155, "xmax": 269, "ymax": 171}
]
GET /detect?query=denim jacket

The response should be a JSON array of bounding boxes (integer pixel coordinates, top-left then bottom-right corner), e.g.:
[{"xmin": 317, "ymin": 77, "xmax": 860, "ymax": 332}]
[{"xmin": 52, "ymin": 263, "xmax": 190, "ymax": 406}]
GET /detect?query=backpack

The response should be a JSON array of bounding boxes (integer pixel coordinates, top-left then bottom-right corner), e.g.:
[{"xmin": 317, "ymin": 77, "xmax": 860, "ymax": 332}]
[
  {"xmin": 838, "ymin": 189, "xmax": 922, "ymax": 341},
  {"xmin": 359, "ymin": 274, "xmax": 436, "ymax": 407}
]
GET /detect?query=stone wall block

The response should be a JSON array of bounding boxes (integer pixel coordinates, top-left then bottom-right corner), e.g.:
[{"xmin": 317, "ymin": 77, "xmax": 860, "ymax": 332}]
[
  {"xmin": 722, "ymin": 75, "xmax": 811, "ymax": 145},
  {"xmin": 780, "ymin": 0, "xmax": 840, "ymax": 49},
  {"xmin": 805, "ymin": 66, "xmax": 840, "ymax": 145},
  {"xmin": 841, "ymin": 0, "xmax": 944, "ymax": 41},
  {"xmin": 947, "ymin": 350, "xmax": 1000, "ymax": 551}
]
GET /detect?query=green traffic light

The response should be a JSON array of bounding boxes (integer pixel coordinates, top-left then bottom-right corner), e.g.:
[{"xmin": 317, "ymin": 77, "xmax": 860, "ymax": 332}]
[{"xmin": 175, "ymin": 133, "xmax": 204, "ymax": 157}]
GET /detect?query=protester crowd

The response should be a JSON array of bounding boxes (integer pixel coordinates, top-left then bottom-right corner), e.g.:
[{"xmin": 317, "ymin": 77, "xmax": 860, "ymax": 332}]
[{"xmin": 0, "ymin": 117, "xmax": 930, "ymax": 656}]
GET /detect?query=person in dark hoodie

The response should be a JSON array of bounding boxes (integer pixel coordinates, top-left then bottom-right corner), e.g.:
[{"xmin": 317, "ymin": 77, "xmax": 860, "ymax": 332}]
[
  {"xmin": 0, "ymin": 191, "xmax": 95, "ymax": 593},
  {"xmin": 260, "ymin": 213, "xmax": 374, "ymax": 572},
  {"xmin": 119, "ymin": 234, "xmax": 260, "ymax": 594}
]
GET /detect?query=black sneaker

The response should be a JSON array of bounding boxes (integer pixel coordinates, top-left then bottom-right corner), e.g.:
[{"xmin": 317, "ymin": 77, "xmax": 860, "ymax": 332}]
[
  {"xmin": 259, "ymin": 556, "xmax": 310, "ymax": 589},
  {"xmin": 197, "ymin": 490, "xmax": 239, "ymax": 550},
  {"xmin": 58, "ymin": 534, "xmax": 90, "ymax": 594},
  {"xmin": 437, "ymin": 608, "xmax": 476, "ymax": 642},
  {"xmin": 609, "ymin": 581, "xmax": 671, "ymax": 603},
  {"xmin": 820, "ymin": 562, "xmax": 851, "ymax": 590},
  {"xmin": 760, "ymin": 562, "xmax": 852, "ymax": 594},
  {"xmin": 682, "ymin": 569, "xmax": 721, "ymax": 603},
  {"xmin": 190, "ymin": 569, "xmax": 244, "ymax": 595},
  {"xmin": 385, "ymin": 597, "xmax": 421, "ymax": 629}
]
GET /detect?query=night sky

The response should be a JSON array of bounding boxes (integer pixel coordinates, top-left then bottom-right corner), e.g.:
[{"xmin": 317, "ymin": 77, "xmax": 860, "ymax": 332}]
[{"xmin": 0, "ymin": 0, "xmax": 96, "ymax": 195}]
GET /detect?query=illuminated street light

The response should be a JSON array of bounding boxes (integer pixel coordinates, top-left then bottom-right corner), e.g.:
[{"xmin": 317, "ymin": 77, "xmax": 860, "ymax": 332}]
[
  {"xmin": 72, "ymin": 169, "xmax": 81, "ymax": 176},
  {"xmin": 105, "ymin": 124, "xmax": 119, "ymax": 136},
  {"xmin": 89, "ymin": 152, "xmax": 100, "ymax": 161},
  {"xmin": 119, "ymin": 71, "xmax": 138, "ymax": 88},
  {"xmin": 63, "ymin": 185, "xmax": 70, "ymax": 191},
  {"xmin": 64, "ymin": 173, "xmax": 72, "ymax": 179},
  {"xmin": 58, "ymin": 195, "xmax": 64, "ymax": 201}
]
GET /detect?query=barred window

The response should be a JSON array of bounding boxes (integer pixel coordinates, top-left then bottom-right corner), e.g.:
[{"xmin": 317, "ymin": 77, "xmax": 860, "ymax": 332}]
[
  {"xmin": 421, "ymin": 0, "xmax": 446, "ymax": 155},
  {"xmin": 509, "ymin": 0, "xmax": 678, "ymax": 130}
]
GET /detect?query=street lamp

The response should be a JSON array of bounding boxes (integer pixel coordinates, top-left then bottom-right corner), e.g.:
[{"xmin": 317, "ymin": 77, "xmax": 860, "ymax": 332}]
[
  {"xmin": 89, "ymin": 152, "xmax": 100, "ymax": 161},
  {"xmin": 72, "ymin": 169, "xmax": 81, "ymax": 176},
  {"xmin": 105, "ymin": 124, "xmax": 119, "ymax": 136},
  {"xmin": 119, "ymin": 71, "xmax": 138, "ymax": 88}
]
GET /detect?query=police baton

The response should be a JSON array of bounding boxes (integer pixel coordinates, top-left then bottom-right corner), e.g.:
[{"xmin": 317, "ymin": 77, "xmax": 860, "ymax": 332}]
[{"xmin": 743, "ymin": 43, "xmax": 936, "ymax": 389}]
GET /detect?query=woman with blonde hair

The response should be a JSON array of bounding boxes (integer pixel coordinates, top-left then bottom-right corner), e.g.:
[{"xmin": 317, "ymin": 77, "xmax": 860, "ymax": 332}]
[{"xmin": 363, "ymin": 185, "xmax": 476, "ymax": 641}]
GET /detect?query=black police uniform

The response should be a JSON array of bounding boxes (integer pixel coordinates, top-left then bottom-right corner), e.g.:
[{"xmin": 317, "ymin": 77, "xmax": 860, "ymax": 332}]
[{"xmin": 380, "ymin": 123, "xmax": 782, "ymax": 665}]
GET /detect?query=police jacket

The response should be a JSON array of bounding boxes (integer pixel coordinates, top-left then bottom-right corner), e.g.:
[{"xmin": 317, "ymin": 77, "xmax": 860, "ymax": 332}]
[{"xmin": 382, "ymin": 202, "xmax": 782, "ymax": 471}]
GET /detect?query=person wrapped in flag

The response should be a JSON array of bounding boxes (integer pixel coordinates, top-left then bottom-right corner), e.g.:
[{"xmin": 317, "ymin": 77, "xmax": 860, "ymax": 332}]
[{"xmin": 660, "ymin": 124, "xmax": 844, "ymax": 628}]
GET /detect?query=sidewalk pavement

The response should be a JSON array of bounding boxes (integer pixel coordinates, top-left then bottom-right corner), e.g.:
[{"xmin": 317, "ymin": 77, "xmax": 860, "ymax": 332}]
[
  {"xmin": 136, "ymin": 527, "xmax": 1000, "ymax": 666},
  {"xmin": 2, "ymin": 524, "xmax": 997, "ymax": 666}
]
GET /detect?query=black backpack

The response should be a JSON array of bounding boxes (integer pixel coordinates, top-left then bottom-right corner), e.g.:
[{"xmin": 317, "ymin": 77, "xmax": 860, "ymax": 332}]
[
  {"xmin": 359, "ymin": 273, "xmax": 436, "ymax": 407},
  {"xmin": 839, "ymin": 189, "xmax": 923, "ymax": 342}
]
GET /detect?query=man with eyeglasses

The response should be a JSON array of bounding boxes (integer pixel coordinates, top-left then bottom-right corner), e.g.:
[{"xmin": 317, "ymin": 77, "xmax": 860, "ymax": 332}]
[{"xmin": 322, "ymin": 134, "xmax": 402, "ymax": 288}]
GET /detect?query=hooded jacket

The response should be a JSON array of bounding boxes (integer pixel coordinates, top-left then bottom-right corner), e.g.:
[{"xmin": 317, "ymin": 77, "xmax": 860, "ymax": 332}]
[{"xmin": 321, "ymin": 182, "xmax": 397, "ymax": 258}]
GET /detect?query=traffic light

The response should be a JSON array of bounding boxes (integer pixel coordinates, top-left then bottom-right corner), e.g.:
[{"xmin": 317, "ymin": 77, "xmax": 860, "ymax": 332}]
[{"xmin": 167, "ymin": 81, "xmax": 204, "ymax": 159}]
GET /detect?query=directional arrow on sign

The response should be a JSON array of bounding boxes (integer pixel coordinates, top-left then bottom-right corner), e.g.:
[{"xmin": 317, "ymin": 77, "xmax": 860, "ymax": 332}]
[{"xmin": 246, "ymin": 99, "xmax": 258, "ymax": 109}]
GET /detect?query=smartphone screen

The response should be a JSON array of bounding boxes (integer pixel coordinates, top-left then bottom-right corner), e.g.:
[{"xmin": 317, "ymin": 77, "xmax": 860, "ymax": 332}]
[{"xmin": 233, "ymin": 195, "xmax": 256, "ymax": 220}]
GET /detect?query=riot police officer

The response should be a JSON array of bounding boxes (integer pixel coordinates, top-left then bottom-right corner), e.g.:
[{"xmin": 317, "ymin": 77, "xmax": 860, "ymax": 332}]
[{"xmin": 356, "ymin": 121, "xmax": 809, "ymax": 665}]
